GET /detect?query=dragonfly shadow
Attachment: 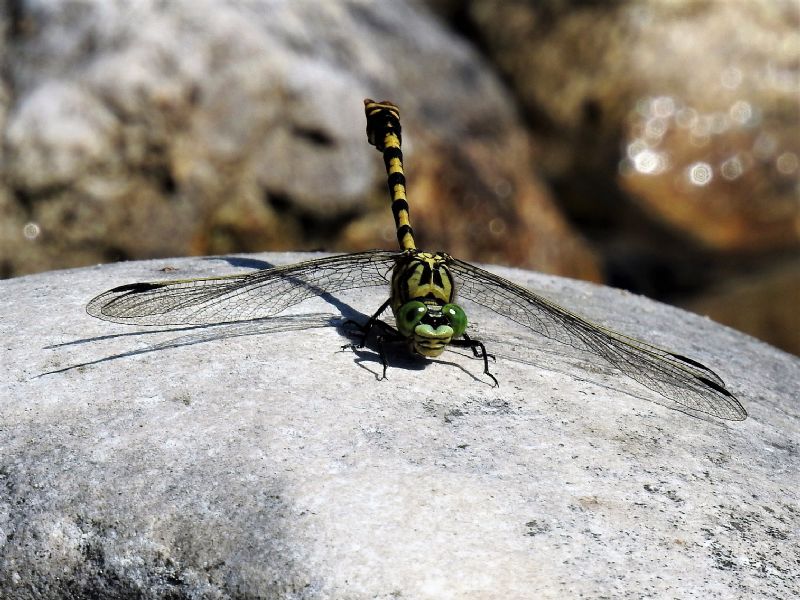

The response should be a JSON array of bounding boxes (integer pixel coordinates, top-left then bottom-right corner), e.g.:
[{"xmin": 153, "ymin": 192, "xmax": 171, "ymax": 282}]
[
  {"xmin": 342, "ymin": 344, "xmax": 493, "ymax": 386},
  {"xmin": 342, "ymin": 343, "xmax": 422, "ymax": 381},
  {"xmin": 44, "ymin": 278, "xmax": 445, "ymax": 382},
  {"xmin": 38, "ymin": 313, "xmax": 354, "ymax": 378},
  {"xmin": 482, "ymin": 332, "xmax": 728, "ymax": 425},
  {"xmin": 149, "ymin": 255, "xmax": 277, "ymax": 275},
  {"xmin": 210, "ymin": 256, "xmax": 275, "ymax": 270},
  {"xmin": 435, "ymin": 350, "xmax": 501, "ymax": 386},
  {"xmin": 44, "ymin": 254, "xmax": 394, "ymax": 378},
  {"xmin": 340, "ymin": 321, "xmax": 495, "ymax": 386}
]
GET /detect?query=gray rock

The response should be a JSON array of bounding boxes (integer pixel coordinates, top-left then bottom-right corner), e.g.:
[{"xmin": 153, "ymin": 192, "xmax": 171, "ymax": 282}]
[
  {"xmin": 1, "ymin": 252, "xmax": 798, "ymax": 599},
  {"xmin": 1, "ymin": 0, "xmax": 597, "ymax": 281}
]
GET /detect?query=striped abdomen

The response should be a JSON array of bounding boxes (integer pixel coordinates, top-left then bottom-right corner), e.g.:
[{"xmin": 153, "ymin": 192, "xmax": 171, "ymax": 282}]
[{"xmin": 364, "ymin": 99, "xmax": 416, "ymax": 251}]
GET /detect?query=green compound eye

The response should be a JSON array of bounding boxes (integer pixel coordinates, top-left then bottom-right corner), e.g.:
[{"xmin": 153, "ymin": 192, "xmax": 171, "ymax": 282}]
[
  {"xmin": 442, "ymin": 303, "xmax": 467, "ymax": 337},
  {"xmin": 397, "ymin": 301, "xmax": 427, "ymax": 337}
]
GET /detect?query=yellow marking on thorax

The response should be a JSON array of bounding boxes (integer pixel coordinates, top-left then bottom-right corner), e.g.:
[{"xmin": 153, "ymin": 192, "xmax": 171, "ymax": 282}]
[{"xmin": 390, "ymin": 253, "xmax": 454, "ymax": 315}]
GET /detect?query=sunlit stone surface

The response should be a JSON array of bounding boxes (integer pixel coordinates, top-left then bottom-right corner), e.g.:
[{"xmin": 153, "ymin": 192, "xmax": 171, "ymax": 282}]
[{"xmin": 2, "ymin": 252, "xmax": 798, "ymax": 599}]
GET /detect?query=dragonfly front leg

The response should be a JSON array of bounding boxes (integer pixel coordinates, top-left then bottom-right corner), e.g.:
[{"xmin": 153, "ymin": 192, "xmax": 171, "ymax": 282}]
[
  {"xmin": 341, "ymin": 298, "xmax": 399, "ymax": 380},
  {"xmin": 341, "ymin": 298, "xmax": 392, "ymax": 349},
  {"xmin": 451, "ymin": 335, "xmax": 499, "ymax": 387},
  {"xmin": 376, "ymin": 334, "xmax": 390, "ymax": 380},
  {"xmin": 460, "ymin": 332, "xmax": 496, "ymax": 362}
]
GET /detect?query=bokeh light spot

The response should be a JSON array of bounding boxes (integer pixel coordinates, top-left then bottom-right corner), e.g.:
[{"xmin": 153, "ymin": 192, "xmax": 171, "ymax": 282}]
[
  {"xmin": 721, "ymin": 156, "xmax": 744, "ymax": 180},
  {"xmin": 720, "ymin": 67, "xmax": 743, "ymax": 90},
  {"xmin": 687, "ymin": 162, "xmax": 714, "ymax": 186},
  {"xmin": 776, "ymin": 152, "xmax": 798, "ymax": 175},
  {"xmin": 23, "ymin": 222, "xmax": 41, "ymax": 240},
  {"xmin": 753, "ymin": 133, "xmax": 778, "ymax": 160},
  {"xmin": 651, "ymin": 96, "xmax": 675, "ymax": 118},
  {"xmin": 633, "ymin": 149, "xmax": 667, "ymax": 175},
  {"xmin": 729, "ymin": 100, "xmax": 753, "ymax": 125},
  {"xmin": 645, "ymin": 117, "xmax": 668, "ymax": 140},
  {"xmin": 488, "ymin": 218, "xmax": 506, "ymax": 236},
  {"xmin": 675, "ymin": 107, "xmax": 698, "ymax": 129}
]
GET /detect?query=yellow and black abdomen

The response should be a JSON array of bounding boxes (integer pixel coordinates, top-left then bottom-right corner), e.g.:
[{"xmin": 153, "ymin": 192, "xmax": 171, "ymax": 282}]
[{"xmin": 364, "ymin": 99, "xmax": 416, "ymax": 252}]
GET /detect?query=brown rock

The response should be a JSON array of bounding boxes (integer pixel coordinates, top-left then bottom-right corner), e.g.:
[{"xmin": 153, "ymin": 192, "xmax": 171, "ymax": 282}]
[
  {"xmin": 465, "ymin": 0, "xmax": 800, "ymax": 252},
  {"xmin": 682, "ymin": 260, "xmax": 800, "ymax": 356}
]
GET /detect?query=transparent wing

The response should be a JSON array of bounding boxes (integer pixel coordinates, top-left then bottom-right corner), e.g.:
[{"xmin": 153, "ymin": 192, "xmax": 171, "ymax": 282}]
[
  {"xmin": 448, "ymin": 258, "xmax": 746, "ymax": 421},
  {"xmin": 87, "ymin": 251, "xmax": 398, "ymax": 326}
]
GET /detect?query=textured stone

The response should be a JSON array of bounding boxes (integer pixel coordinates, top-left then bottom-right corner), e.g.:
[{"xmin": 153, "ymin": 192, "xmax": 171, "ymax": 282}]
[
  {"xmin": 0, "ymin": 0, "xmax": 597, "ymax": 281},
  {"xmin": 1, "ymin": 252, "xmax": 798, "ymax": 599}
]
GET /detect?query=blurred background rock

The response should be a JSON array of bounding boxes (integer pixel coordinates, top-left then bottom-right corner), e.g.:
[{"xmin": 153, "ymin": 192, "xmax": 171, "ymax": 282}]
[{"xmin": 1, "ymin": 0, "xmax": 797, "ymax": 354}]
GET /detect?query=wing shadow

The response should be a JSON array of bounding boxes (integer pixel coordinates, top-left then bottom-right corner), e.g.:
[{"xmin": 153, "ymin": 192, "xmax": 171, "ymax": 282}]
[{"xmin": 474, "ymin": 328, "xmax": 731, "ymax": 424}]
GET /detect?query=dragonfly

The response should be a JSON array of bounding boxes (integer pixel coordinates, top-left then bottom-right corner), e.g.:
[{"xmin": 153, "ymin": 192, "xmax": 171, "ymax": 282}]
[{"xmin": 87, "ymin": 99, "xmax": 747, "ymax": 421}]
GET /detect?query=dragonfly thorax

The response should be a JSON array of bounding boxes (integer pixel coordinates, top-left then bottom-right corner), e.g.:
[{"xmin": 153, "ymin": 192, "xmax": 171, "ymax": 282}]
[{"xmin": 390, "ymin": 250, "xmax": 455, "ymax": 313}]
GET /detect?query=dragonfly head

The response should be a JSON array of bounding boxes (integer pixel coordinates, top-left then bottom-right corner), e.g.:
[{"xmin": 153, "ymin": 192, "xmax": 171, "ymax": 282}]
[{"xmin": 395, "ymin": 300, "xmax": 467, "ymax": 357}]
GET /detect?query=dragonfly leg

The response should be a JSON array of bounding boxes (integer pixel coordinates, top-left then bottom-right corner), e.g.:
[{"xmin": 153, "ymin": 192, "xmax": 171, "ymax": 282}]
[
  {"xmin": 451, "ymin": 336, "xmax": 499, "ymax": 387},
  {"xmin": 341, "ymin": 298, "xmax": 402, "ymax": 381},
  {"xmin": 460, "ymin": 333, "xmax": 496, "ymax": 362},
  {"xmin": 341, "ymin": 298, "xmax": 392, "ymax": 350},
  {"xmin": 342, "ymin": 328, "xmax": 398, "ymax": 381},
  {"xmin": 340, "ymin": 330, "xmax": 391, "ymax": 380},
  {"xmin": 376, "ymin": 335, "xmax": 389, "ymax": 380}
]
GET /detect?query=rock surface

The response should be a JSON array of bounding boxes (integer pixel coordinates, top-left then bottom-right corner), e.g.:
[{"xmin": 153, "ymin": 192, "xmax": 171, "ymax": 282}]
[
  {"xmin": 0, "ymin": 0, "xmax": 597, "ymax": 281},
  {"xmin": 1, "ymin": 253, "xmax": 798, "ymax": 599}
]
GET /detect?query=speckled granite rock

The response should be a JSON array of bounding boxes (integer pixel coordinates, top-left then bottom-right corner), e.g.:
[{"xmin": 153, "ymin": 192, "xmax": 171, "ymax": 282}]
[{"xmin": 1, "ymin": 253, "xmax": 798, "ymax": 599}]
